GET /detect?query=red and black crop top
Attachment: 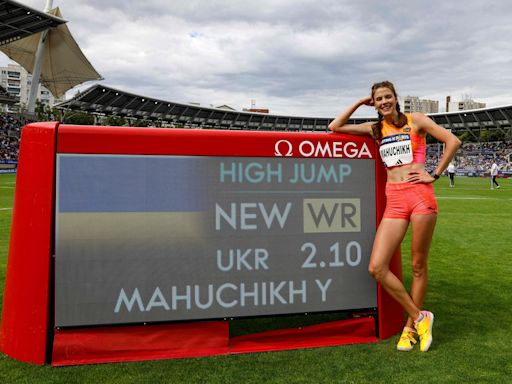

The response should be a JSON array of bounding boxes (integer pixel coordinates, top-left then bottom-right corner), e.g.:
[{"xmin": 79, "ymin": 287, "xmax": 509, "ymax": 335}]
[{"xmin": 378, "ymin": 114, "xmax": 426, "ymax": 168}]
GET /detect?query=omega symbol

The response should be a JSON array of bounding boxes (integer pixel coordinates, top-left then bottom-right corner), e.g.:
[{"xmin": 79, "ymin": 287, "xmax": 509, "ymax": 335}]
[{"xmin": 274, "ymin": 140, "xmax": 293, "ymax": 157}]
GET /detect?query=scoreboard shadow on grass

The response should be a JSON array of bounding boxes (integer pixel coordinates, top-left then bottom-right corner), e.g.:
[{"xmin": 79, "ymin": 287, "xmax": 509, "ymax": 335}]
[{"xmin": 0, "ymin": 122, "xmax": 403, "ymax": 365}]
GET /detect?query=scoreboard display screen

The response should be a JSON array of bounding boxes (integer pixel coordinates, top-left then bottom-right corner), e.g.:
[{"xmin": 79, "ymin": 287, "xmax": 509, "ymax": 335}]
[{"xmin": 55, "ymin": 150, "xmax": 377, "ymax": 326}]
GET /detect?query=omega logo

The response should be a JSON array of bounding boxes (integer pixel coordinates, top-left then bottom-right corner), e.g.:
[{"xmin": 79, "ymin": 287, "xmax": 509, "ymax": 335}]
[
  {"xmin": 274, "ymin": 139, "xmax": 372, "ymax": 159},
  {"xmin": 274, "ymin": 140, "xmax": 293, "ymax": 157}
]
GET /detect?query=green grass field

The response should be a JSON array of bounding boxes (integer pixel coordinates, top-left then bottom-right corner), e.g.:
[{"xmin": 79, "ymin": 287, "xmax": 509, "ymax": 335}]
[{"xmin": 1, "ymin": 174, "xmax": 511, "ymax": 383}]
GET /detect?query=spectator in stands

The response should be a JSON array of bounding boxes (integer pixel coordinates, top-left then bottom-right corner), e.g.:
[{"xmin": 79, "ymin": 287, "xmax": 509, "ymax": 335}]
[
  {"xmin": 0, "ymin": 113, "xmax": 25, "ymax": 161},
  {"xmin": 426, "ymin": 141, "xmax": 511, "ymax": 177}
]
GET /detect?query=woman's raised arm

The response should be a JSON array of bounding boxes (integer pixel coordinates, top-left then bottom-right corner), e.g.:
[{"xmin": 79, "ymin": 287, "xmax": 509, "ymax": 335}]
[{"xmin": 328, "ymin": 96, "xmax": 374, "ymax": 136}]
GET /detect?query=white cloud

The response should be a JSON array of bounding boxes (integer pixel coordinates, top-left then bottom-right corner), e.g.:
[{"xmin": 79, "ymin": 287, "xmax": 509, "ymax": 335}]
[{"xmin": 2, "ymin": 0, "xmax": 512, "ymax": 116}]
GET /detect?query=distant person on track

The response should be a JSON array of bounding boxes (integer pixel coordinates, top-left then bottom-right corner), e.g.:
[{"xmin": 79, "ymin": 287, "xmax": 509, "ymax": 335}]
[
  {"xmin": 447, "ymin": 162, "xmax": 455, "ymax": 187},
  {"xmin": 490, "ymin": 160, "xmax": 500, "ymax": 189},
  {"xmin": 328, "ymin": 80, "xmax": 461, "ymax": 352}
]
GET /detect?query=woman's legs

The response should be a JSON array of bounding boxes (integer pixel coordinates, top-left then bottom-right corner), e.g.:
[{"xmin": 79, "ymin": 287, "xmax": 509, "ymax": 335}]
[
  {"xmin": 368, "ymin": 218, "xmax": 421, "ymax": 320},
  {"xmin": 404, "ymin": 213, "xmax": 437, "ymax": 329}
]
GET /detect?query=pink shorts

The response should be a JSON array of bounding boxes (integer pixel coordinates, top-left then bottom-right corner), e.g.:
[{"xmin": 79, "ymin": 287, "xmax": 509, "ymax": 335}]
[{"xmin": 383, "ymin": 182, "xmax": 438, "ymax": 220}]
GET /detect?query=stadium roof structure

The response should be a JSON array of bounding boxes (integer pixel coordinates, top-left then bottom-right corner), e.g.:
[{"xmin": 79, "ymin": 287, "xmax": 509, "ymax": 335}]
[
  {"xmin": 57, "ymin": 84, "xmax": 512, "ymax": 138},
  {"xmin": 0, "ymin": 0, "xmax": 66, "ymax": 46},
  {"xmin": 56, "ymin": 84, "xmax": 371, "ymax": 131}
]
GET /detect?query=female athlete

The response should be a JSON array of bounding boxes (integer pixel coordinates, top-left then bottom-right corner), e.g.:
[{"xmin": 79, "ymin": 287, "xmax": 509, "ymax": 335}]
[{"xmin": 328, "ymin": 81, "xmax": 461, "ymax": 352}]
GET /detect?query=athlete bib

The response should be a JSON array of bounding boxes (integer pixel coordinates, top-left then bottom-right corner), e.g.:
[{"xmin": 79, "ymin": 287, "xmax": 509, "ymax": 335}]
[{"xmin": 379, "ymin": 133, "xmax": 413, "ymax": 167}]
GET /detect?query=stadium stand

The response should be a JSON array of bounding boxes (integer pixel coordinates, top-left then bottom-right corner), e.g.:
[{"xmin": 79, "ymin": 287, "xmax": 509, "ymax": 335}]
[
  {"xmin": 55, "ymin": 85, "xmax": 360, "ymax": 131},
  {"xmin": 52, "ymin": 84, "xmax": 512, "ymax": 176},
  {"xmin": 427, "ymin": 141, "xmax": 512, "ymax": 176},
  {"xmin": 56, "ymin": 84, "xmax": 512, "ymax": 138},
  {"xmin": 3, "ymin": 86, "xmax": 512, "ymax": 176},
  {"xmin": 0, "ymin": 113, "xmax": 25, "ymax": 160}
]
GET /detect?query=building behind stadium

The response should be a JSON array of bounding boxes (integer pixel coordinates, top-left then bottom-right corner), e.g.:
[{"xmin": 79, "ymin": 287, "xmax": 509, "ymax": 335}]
[{"xmin": 0, "ymin": 63, "xmax": 64, "ymax": 113}]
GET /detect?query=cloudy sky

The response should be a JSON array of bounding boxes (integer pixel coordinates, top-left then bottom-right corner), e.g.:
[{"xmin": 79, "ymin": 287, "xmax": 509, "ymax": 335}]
[{"xmin": 2, "ymin": 0, "xmax": 512, "ymax": 117}]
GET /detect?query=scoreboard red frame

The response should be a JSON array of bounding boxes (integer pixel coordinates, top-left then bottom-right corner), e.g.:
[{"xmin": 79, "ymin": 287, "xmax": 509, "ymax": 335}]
[{"xmin": 0, "ymin": 123, "xmax": 403, "ymax": 366}]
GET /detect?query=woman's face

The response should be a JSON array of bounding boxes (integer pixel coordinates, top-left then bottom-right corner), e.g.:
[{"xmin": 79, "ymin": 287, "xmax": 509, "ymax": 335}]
[{"xmin": 373, "ymin": 87, "xmax": 397, "ymax": 116}]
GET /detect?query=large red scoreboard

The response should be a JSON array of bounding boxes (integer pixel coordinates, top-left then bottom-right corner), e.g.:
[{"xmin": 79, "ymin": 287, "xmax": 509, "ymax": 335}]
[{"xmin": 0, "ymin": 123, "xmax": 403, "ymax": 365}]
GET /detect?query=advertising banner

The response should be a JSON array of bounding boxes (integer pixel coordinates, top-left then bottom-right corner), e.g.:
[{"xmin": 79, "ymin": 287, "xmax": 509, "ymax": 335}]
[{"xmin": 0, "ymin": 160, "xmax": 17, "ymax": 173}]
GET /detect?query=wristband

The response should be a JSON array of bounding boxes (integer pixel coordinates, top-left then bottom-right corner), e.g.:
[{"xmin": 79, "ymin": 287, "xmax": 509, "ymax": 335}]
[{"xmin": 431, "ymin": 172, "xmax": 440, "ymax": 181}]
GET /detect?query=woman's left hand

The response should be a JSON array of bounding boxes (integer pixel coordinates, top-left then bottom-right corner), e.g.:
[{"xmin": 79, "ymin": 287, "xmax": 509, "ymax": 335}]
[{"xmin": 407, "ymin": 170, "xmax": 435, "ymax": 184}]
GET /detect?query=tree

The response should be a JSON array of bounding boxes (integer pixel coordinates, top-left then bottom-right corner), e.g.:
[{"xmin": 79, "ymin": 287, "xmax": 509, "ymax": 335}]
[
  {"xmin": 103, "ymin": 115, "xmax": 127, "ymax": 126},
  {"xmin": 63, "ymin": 111, "xmax": 95, "ymax": 125},
  {"xmin": 479, "ymin": 129, "xmax": 491, "ymax": 142},
  {"xmin": 132, "ymin": 119, "xmax": 152, "ymax": 127},
  {"xmin": 34, "ymin": 100, "xmax": 63, "ymax": 121},
  {"xmin": 489, "ymin": 130, "xmax": 504, "ymax": 142},
  {"xmin": 457, "ymin": 131, "xmax": 475, "ymax": 143}
]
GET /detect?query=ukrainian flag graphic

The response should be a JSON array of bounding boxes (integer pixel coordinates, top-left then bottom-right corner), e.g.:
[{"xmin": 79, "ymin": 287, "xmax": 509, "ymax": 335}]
[{"xmin": 55, "ymin": 154, "xmax": 211, "ymax": 326}]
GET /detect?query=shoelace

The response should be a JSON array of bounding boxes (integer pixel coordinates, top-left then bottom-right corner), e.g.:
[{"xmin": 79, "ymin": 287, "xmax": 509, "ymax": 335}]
[
  {"xmin": 416, "ymin": 324, "xmax": 429, "ymax": 337},
  {"xmin": 401, "ymin": 333, "xmax": 417, "ymax": 344}
]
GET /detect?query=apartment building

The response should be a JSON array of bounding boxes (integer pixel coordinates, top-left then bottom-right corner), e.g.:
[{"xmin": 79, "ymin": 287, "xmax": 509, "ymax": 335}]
[
  {"xmin": 400, "ymin": 96, "xmax": 439, "ymax": 114},
  {"xmin": 0, "ymin": 63, "xmax": 63, "ymax": 112},
  {"xmin": 446, "ymin": 96, "xmax": 486, "ymax": 112}
]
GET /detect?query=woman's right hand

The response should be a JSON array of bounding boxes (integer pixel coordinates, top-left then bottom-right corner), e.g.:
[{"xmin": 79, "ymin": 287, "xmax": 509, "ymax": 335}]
[{"xmin": 359, "ymin": 96, "xmax": 374, "ymax": 106}]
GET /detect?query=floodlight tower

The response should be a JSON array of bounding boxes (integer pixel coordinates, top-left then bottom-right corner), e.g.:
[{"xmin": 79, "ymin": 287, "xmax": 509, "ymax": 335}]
[{"xmin": 27, "ymin": 0, "xmax": 53, "ymax": 114}]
